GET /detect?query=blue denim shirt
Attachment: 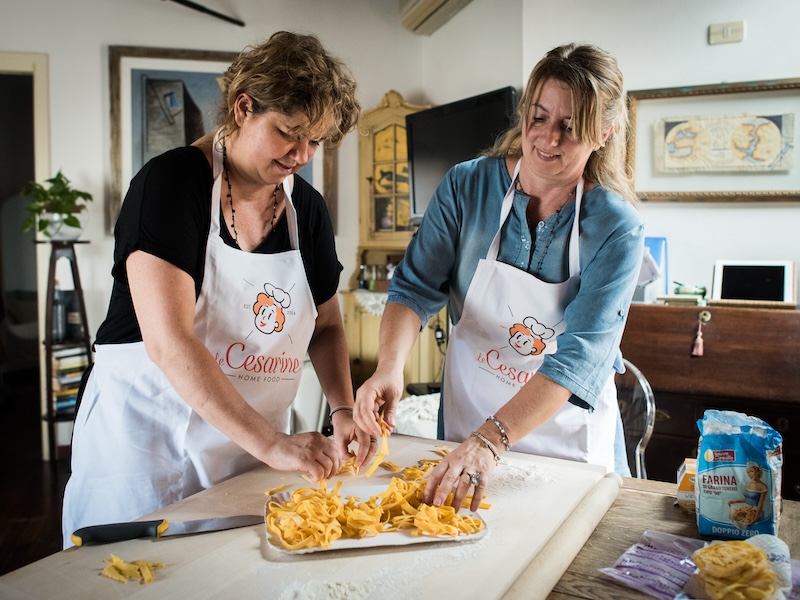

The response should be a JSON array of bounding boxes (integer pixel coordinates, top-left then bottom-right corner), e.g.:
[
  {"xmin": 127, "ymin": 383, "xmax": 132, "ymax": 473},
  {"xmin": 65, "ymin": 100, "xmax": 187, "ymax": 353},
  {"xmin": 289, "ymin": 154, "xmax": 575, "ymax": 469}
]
[{"xmin": 389, "ymin": 155, "xmax": 644, "ymax": 410}]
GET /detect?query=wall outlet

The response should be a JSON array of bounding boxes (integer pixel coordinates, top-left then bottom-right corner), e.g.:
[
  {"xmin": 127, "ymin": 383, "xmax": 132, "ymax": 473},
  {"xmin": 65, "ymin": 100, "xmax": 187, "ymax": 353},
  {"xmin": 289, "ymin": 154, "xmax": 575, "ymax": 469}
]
[{"xmin": 708, "ymin": 21, "xmax": 745, "ymax": 45}]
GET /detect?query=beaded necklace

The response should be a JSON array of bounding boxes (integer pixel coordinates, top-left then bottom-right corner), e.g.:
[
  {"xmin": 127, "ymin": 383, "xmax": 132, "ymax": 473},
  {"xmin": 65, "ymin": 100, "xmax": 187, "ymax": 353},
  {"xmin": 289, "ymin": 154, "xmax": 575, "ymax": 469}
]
[{"xmin": 221, "ymin": 142, "xmax": 280, "ymax": 248}]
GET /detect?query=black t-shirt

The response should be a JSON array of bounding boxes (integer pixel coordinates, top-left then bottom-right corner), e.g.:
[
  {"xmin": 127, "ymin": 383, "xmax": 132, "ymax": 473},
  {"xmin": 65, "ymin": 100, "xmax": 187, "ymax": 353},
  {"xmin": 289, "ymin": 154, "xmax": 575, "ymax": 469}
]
[{"xmin": 96, "ymin": 146, "xmax": 342, "ymax": 344}]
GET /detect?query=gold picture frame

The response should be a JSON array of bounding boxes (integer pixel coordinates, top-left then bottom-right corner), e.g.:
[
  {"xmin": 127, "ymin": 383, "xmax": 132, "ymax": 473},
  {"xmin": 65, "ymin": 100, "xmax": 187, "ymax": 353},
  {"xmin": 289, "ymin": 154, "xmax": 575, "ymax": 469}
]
[{"xmin": 626, "ymin": 77, "xmax": 800, "ymax": 202}]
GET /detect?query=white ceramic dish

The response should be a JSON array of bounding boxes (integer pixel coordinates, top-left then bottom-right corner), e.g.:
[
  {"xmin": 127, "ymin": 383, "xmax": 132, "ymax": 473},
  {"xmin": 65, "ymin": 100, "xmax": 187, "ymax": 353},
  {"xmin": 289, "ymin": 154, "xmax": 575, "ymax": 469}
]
[{"xmin": 264, "ymin": 484, "xmax": 487, "ymax": 554}]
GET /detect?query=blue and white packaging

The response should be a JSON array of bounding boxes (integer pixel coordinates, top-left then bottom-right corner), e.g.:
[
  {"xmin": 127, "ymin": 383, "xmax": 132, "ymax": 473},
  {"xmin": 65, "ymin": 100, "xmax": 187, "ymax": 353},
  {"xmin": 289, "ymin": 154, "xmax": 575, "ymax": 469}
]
[{"xmin": 695, "ymin": 410, "xmax": 783, "ymax": 539}]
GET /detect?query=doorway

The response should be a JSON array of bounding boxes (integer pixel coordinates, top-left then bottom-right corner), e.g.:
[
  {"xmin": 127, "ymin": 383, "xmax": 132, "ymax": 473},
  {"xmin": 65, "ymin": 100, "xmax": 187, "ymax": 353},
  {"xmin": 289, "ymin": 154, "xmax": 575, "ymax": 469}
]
[
  {"xmin": 0, "ymin": 73, "xmax": 37, "ymax": 384},
  {"xmin": 0, "ymin": 52, "xmax": 50, "ymax": 453}
]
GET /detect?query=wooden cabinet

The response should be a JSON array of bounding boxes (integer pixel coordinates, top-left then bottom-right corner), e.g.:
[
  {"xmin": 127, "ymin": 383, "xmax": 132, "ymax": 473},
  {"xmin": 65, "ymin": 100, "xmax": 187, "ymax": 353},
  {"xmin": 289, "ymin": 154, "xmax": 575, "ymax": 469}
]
[
  {"xmin": 357, "ymin": 90, "xmax": 426, "ymax": 251},
  {"xmin": 341, "ymin": 291, "xmax": 445, "ymax": 392},
  {"xmin": 620, "ymin": 303, "xmax": 800, "ymax": 500},
  {"xmin": 41, "ymin": 241, "xmax": 93, "ymax": 464},
  {"xmin": 342, "ymin": 91, "xmax": 445, "ymax": 392}
]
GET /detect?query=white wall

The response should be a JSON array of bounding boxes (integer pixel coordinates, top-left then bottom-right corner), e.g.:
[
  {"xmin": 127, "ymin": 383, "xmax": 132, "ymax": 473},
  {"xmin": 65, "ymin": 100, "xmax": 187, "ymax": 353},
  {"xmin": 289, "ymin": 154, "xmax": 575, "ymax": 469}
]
[
  {"xmin": 412, "ymin": 0, "xmax": 523, "ymax": 105},
  {"xmin": 521, "ymin": 0, "xmax": 800, "ymax": 297},
  {"xmin": 2, "ymin": 0, "xmax": 799, "ymax": 337},
  {"xmin": 0, "ymin": 0, "xmax": 424, "ymax": 333}
]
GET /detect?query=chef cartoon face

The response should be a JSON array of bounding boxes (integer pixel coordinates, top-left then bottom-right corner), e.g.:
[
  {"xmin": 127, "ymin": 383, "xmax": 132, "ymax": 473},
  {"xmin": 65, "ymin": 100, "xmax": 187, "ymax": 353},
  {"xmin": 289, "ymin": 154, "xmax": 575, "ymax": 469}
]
[
  {"xmin": 253, "ymin": 283, "xmax": 291, "ymax": 335},
  {"xmin": 508, "ymin": 317, "xmax": 554, "ymax": 356}
]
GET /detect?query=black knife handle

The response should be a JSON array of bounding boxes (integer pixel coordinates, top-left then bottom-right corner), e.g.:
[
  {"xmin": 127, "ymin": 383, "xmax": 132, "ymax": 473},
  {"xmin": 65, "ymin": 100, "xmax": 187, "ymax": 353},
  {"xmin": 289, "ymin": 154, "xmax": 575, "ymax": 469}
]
[{"xmin": 71, "ymin": 519, "xmax": 169, "ymax": 546}]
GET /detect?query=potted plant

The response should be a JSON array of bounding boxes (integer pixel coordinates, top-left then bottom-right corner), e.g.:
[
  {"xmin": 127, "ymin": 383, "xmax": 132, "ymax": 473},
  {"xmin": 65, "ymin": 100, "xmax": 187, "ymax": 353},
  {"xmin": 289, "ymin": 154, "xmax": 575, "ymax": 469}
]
[{"xmin": 21, "ymin": 170, "xmax": 93, "ymax": 240}]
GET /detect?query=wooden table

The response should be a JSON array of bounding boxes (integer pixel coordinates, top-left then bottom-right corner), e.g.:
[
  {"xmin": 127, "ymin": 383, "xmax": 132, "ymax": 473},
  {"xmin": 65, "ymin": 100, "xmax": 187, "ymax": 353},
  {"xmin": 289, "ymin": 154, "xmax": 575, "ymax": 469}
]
[
  {"xmin": 550, "ymin": 477, "xmax": 800, "ymax": 599},
  {"xmin": 0, "ymin": 435, "xmax": 796, "ymax": 599}
]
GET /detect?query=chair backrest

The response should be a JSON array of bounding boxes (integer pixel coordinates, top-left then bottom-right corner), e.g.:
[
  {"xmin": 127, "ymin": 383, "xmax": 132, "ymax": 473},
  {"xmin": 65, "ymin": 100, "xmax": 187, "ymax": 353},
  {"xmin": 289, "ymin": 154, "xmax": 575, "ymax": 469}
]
[{"xmin": 615, "ymin": 358, "xmax": 656, "ymax": 479}]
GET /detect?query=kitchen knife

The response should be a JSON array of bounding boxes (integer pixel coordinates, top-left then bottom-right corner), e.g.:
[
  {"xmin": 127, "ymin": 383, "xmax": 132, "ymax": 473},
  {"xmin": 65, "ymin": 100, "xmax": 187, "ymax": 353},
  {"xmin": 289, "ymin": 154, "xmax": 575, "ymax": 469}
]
[{"xmin": 71, "ymin": 514, "xmax": 264, "ymax": 546}]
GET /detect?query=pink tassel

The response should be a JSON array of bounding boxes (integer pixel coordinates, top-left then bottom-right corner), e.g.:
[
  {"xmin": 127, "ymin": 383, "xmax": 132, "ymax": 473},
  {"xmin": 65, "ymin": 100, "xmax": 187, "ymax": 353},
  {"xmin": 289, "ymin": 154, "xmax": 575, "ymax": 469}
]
[{"xmin": 692, "ymin": 321, "xmax": 704, "ymax": 357}]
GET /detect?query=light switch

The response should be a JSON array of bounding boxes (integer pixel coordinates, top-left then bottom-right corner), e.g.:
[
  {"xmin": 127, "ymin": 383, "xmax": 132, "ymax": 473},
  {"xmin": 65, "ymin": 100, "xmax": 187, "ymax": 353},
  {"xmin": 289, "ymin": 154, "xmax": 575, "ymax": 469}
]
[{"xmin": 708, "ymin": 21, "xmax": 745, "ymax": 45}]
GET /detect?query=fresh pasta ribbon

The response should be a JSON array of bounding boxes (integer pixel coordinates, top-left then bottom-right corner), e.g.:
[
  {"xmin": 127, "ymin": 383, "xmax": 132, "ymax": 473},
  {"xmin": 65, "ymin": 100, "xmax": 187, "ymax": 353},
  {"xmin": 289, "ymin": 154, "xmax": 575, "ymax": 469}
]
[
  {"xmin": 364, "ymin": 417, "xmax": 389, "ymax": 477},
  {"xmin": 691, "ymin": 540, "xmax": 778, "ymax": 600},
  {"xmin": 266, "ymin": 476, "xmax": 485, "ymax": 551},
  {"xmin": 264, "ymin": 483, "xmax": 288, "ymax": 496},
  {"xmin": 100, "ymin": 553, "xmax": 167, "ymax": 584}
]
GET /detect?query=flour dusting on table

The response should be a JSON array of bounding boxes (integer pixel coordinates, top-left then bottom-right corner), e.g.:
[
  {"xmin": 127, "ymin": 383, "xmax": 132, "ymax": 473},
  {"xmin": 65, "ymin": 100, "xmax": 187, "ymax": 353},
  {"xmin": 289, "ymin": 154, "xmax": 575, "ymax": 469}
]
[{"xmin": 488, "ymin": 459, "xmax": 556, "ymax": 498}]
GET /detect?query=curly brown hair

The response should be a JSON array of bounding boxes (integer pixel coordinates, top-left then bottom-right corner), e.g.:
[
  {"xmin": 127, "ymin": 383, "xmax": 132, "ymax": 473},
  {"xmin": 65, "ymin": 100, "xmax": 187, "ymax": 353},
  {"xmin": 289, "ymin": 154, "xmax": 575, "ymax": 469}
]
[{"xmin": 216, "ymin": 31, "xmax": 360, "ymax": 148}]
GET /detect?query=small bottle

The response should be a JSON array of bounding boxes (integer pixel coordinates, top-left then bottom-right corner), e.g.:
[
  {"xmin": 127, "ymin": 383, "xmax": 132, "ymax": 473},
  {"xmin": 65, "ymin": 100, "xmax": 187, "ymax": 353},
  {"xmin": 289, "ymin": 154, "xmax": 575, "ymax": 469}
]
[
  {"xmin": 358, "ymin": 264, "xmax": 368, "ymax": 289},
  {"xmin": 52, "ymin": 280, "xmax": 67, "ymax": 343},
  {"xmin": 65, "ymin": 290, "xmax": 83, "ymax": 341}
]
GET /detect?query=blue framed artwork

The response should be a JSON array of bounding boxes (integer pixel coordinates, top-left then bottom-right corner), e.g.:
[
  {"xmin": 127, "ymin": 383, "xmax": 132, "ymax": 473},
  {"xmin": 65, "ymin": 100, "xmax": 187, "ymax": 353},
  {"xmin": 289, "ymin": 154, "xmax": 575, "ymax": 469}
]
[{"xmin": 108, "ymin": 46, "xmax": 238, "ymax": 231}]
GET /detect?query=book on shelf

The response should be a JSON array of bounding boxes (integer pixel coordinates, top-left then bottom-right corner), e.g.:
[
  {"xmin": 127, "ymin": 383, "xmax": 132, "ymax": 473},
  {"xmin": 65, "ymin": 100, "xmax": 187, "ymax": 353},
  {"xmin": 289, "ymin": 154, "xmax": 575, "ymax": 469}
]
[
  {"xmin": 52, "ymin": 351, "xmax": 89, "ymax": 371},
  {"xmin": 54, "ymin": 388, "xmax": 78, "ymax": 417},
  {"xmin": 54, "ymin": 363, "xmax": 87, "ymax": 377},
  {"xmin": 54, "ymin": 403, "xmax": 77, "ymax": 419},
  {"xmin": 52, "ymin": 371, "xmax": 85, "ymax": 390}
]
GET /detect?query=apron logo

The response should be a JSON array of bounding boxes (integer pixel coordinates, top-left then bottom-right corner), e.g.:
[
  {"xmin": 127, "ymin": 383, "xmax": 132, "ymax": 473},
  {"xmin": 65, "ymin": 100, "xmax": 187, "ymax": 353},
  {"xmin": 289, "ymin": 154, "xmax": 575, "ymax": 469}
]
[
  {"xmin": 474, "ymin": 316, "xmax": 558, "ymax": 387},
  {"xmin": 253, "ymin": 283, "xmax": 291, "ymax": 335},
  {"xmin": 508, "ymin": 316, "xmax": 555, "ymax": 356}
]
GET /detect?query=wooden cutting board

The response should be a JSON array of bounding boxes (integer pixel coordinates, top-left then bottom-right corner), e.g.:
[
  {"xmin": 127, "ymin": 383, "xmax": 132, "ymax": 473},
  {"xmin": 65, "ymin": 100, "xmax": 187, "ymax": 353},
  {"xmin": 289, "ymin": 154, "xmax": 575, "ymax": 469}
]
[{"xmin": 0, "ymin": 435, "xmax": 620, "ymax": 599}]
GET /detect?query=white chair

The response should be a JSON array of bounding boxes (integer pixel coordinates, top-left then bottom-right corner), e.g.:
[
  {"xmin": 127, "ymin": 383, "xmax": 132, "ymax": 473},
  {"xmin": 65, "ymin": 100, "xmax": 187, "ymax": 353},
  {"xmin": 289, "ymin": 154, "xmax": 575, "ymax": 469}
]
[{"xmin": 615, "ymin": 358, "xmax": 656, "ymax": 479}]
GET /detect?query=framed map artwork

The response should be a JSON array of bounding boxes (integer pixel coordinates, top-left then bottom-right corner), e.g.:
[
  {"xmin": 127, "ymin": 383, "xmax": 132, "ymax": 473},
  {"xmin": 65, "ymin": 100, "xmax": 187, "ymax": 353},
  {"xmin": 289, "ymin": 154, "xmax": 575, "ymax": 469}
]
[{"xmin": 626, "ymin": 78, "xmax": 800, "ymax": 202}]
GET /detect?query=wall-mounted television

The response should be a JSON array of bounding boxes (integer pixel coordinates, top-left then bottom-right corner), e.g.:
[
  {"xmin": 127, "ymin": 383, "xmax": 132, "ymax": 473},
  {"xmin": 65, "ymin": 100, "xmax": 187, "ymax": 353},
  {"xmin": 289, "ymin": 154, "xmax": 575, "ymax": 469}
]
[{"xmin": 406, "ymin": 86, "xmax": 518, "ymax": 225}]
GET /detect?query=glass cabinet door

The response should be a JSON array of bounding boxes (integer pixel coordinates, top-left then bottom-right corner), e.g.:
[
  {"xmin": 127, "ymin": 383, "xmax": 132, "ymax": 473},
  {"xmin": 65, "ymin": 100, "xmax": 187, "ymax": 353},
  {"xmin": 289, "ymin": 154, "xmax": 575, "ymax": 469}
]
[
  {"xmin": 358, "ymin": 91, "xmax": 426, "ymax": 249},
  {"xmin": 371, "ymin": 124, "xmax": 413, "ymax": 234}
]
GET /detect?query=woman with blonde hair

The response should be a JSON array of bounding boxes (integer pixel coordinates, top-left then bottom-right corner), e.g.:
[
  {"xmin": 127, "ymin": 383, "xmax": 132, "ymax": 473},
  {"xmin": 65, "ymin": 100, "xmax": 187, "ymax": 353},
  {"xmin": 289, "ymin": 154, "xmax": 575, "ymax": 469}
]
[{"xmin": 356, "ymin": 43, "xmax": 644, "ymax": 511}]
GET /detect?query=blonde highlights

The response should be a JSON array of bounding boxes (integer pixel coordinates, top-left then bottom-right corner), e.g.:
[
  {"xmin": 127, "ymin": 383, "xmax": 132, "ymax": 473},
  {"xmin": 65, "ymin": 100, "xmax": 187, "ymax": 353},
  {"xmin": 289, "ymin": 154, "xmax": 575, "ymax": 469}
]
[{"xmin": 490, "ymin": 43, "xmax": 636, "ymax": 204}]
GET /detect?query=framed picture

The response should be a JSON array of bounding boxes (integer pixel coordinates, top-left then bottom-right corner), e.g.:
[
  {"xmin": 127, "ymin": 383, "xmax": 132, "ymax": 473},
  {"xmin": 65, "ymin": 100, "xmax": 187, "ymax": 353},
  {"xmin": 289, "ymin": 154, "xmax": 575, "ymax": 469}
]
[
  {"xmin": 108, "ymin": 46, "xmax": 238, "ymax": 230},
  {"xmin": 626, "ymin": 78, "xmax": 800, "ymax": 202},
  {"xmin": 298, "ymin": 145, "xmax": 339, "ymax": 234},
  {"xmin": 711, "ymin": 259, "xmax": 796, "ymax": 306}
]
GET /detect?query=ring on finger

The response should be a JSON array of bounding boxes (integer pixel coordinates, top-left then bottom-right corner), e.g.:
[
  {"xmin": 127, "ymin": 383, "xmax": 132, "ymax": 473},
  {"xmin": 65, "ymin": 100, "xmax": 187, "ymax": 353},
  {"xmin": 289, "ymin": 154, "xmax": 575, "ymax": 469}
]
[{"xmin": 468, "ymin": 472, "xmax": 482, "ymax": 487}]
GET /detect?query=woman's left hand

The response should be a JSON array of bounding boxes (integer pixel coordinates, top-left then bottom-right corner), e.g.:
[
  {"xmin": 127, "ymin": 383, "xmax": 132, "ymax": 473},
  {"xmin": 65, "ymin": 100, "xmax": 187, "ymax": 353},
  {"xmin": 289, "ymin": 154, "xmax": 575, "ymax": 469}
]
[
  {"xmin": 330, "ymin": 410, "xmax": 378, "ymax": 469},
  {"xmin": 424, "ymin": 436, "xmax": 496, "ymax": 512}
]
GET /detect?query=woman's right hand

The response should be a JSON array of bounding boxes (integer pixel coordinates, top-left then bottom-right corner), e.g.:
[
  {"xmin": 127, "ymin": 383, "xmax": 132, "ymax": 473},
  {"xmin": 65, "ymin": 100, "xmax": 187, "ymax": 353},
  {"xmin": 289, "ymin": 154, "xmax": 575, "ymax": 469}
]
[
  {"xmin": 263, "ymin": 431, "xmax": 343, "ymax": 482},
  {"xmin": 354, "ymin": 366, "xmax": 405, "ymax": 439}
]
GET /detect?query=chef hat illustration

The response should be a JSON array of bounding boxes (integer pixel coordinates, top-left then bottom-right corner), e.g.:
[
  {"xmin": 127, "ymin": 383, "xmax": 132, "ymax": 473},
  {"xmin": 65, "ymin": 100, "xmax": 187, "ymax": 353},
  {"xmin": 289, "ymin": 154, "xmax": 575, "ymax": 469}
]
[
  {"xmin": 523, "ymin": 316, "xmax": 555, "ymax": 340},
  {"xmin": 264, "ymin": 283, "xmax": 291, "ymax": 309}
]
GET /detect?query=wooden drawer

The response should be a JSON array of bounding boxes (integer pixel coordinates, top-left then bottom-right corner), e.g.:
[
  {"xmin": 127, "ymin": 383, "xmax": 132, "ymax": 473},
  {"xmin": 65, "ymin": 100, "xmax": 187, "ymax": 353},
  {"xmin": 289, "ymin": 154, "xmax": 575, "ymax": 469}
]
[
  {"xmin": 621, "ymin": 304, "xmax": 800, "ymax": 402},
  {"xmin": 652, "ymin": 393, "xmax": 701, "ymax": 437},
  {"xmin": 645, "ymin": 435, "xmax": 698, "ymax": 484}
]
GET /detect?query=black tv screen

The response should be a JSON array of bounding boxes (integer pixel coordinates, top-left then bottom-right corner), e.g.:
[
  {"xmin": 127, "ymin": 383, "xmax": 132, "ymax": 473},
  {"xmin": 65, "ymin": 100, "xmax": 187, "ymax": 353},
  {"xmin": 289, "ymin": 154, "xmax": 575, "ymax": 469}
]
[{"xmin": 406, "ymin": 86, "xmax": 518, "ymax": 224}]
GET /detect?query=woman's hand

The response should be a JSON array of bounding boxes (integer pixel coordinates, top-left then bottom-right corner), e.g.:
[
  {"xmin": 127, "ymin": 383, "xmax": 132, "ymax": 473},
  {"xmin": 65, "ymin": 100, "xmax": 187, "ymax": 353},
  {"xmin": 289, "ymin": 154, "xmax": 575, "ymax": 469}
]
[
  {"xmin": 424, "ymin": 435, "xmax": 496, "ymax": 513},
  {"xmin": 354, "ymin": 365, "xmax": 405, "ymax": 439},
  {"xmin": 262, "ymin": 431, "xmax": 344, "ymax": 481},
  {"xmin": 330, "ymin": 408, "xmax": 378, "ymax": 469}
]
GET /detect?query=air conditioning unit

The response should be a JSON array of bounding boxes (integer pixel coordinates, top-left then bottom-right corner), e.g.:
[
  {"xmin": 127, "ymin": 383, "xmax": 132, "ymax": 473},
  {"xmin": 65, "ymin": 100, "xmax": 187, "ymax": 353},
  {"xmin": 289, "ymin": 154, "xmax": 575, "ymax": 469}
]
[{"xmin": 399, "ymin": 0, "xmax": 473, "ymax": 35}]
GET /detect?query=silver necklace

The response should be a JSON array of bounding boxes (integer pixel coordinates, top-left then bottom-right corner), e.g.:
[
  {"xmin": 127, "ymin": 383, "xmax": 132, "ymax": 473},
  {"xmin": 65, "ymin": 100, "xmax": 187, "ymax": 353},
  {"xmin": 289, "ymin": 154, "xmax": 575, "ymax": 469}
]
[{"xmin": 222, "ymin": 142, "xmax": 280, "ymax": 247}]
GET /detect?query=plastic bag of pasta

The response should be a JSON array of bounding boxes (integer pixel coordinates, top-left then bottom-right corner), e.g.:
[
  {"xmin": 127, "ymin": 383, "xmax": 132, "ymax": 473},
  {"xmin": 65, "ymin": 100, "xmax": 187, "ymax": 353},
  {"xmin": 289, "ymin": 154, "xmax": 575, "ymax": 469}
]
[{"xmin": 695, "ymin": 410, "xmax": 783, "ymax": 539}]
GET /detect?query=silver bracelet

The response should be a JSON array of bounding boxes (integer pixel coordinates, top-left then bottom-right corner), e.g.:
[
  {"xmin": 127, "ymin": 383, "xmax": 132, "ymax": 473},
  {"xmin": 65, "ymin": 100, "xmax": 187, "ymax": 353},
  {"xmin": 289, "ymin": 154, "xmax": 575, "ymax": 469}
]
[
  {"xmin": 329, "ymin": 405, "xmax": 354, "ymax": 418},
  {"xmin": 470, "ymin": 431, "xmax": 500, "ymax": 464},
  {"xmin": 487, "ymin": 415, "xmax": 511, "ymax": 452}
]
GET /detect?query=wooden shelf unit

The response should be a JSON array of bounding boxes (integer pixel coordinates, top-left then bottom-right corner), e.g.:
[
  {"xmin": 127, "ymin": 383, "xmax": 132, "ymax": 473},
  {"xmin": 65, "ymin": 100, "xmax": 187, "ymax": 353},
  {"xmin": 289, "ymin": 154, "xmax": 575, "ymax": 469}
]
[{"xmin": 41, "ymin": 240, "xmax": 93, "ymax": 464}]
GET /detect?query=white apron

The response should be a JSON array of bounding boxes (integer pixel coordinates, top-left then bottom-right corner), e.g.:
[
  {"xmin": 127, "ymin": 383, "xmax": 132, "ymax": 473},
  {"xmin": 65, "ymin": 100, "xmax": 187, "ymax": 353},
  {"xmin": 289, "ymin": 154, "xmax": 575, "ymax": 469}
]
[
  {"xmin": 442, "ymin": 160, "xmax": 618, "ymax": 471},
  {"xmin": 63, "ymin": 134, "xmax": 317, "ymax": 545}
]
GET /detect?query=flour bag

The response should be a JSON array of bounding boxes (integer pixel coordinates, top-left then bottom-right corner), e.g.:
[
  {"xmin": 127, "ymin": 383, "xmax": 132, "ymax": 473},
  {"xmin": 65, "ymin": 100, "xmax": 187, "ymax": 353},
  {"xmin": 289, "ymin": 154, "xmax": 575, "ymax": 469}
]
[{"xmin": 695, "ymin": 410, "xmax": 783, "ymax": 539}]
